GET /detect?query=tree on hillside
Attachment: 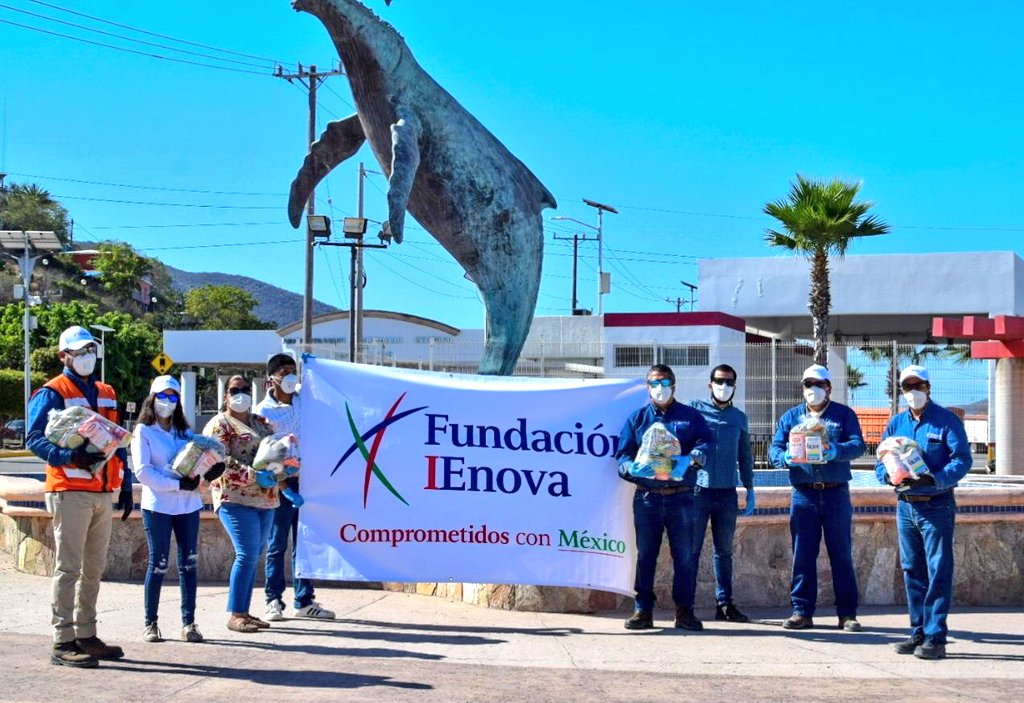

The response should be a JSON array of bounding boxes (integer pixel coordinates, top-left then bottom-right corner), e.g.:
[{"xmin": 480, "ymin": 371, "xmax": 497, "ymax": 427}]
[
  {"xmin": 764, "ymin": 175, "xmax": 890, "ymax": 367},
  {"xmin": 92, "ymin": 242, "xmax": 152, "ymax": 300},
  {"xmin": 0, "ymin": 183, "xmax": 71, "ymax": 245},
  {"xmin": 184, "ymin": 285, "xmax": 273, "ymax": 330}
]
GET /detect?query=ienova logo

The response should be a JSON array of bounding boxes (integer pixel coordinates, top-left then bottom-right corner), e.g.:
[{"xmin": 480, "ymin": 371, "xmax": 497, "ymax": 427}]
[
  {"xmin": 331, "ymin": 392, "xmax": 427, "ymax": 508},
  {"xmin": 333, "ymin": 393, "xmax": 621, "ymax": 509}
]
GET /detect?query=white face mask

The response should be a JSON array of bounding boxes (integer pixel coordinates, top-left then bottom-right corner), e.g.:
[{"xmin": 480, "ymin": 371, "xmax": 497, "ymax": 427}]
[
  {"xmin": 228, "ymin": 393, "xmax": 252, "ymax": 413},
  {"xmin": 276, "ymin": 373, "xmax": 298, "ymax": 395},
  {"xmin": 649, "ymin": 386, "xmax": 673, "ymax": 405},
  {"xmin": 803, "ymin": 385, "xmax": 827, "ymax": 406},
  {"xmin": 71, "ymin": 352, "xmax": 97, "ymax": 377},
  {"xmin": 711, "ymin": 382, "xmax": 735, "ymax": 403},
  {"xmin": 154, "ymin": 398, "xmax": 177, "ymax": 419},
  {"xmin": 904, "ymin": 390, "xmax": 928, "ymax": 410}
]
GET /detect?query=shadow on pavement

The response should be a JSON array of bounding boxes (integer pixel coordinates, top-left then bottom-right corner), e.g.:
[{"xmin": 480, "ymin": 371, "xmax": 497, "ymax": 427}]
[
  {"xmin": 102, "ymin": 658, "xmax": 433, "ymax": 691},
  {"xmin": 338, "ymin": 618, "xmax": 582, "ymax": 638},
  {"xmin": 200, "ymin": 639, "xmax": 446, "ymax": 660}
]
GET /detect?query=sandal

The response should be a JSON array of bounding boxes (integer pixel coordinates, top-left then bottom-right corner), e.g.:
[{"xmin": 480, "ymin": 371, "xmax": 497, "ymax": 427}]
[
  {"xmin": 244, "ymin": 614, "xmax": 271, "ymax": 629},
  {"xmin": 227, "ymin": 615, "xmax": 260, "ymax": 633}
]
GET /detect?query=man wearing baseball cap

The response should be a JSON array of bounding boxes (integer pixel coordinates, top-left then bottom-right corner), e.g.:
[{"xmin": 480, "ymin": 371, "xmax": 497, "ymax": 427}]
[
  {"xmin": 769, "ymin": 364, "xmax": 866, "ymax": 632},
  {"xmin": 25, "ymin": 325, "xmax": 132, "ymax": 667},
  {"xmin": 875, "ymin": 365, "xmax": 972, "ymax": 660}
]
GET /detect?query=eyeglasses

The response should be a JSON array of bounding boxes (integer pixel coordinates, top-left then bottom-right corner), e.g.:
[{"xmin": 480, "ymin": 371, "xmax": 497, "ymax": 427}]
[
  {"xmin": 154, "ymin": 392, "xmax": 179, "ymax": 402},
  {"xmin": 648, "ymin": 378, "xmax": 673, "ymax": 388},
  {"xmin": 227, "ymin": 386, "xmax": 251, "ymax": 396},
  {"xmin": 901, "ymin": 381, "xmax": 928, "ymax": 392},
  {"xmin": 64, "ymin": 345, "xmax": 97, "ymax": 357},
  {"xmin": 712, "ymin": 378, "xmax": 736, "ymax": 387},
  {"xmin": 802, "ymin": 380, "xmax": 828, "ymax": 389}
]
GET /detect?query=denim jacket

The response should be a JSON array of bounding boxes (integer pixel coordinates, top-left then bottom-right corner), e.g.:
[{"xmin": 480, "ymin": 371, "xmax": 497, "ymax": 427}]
[
  {"xmin": 690, "ymin": 398, "xmax": 754, "ymax": 490},
  {"xmin": 873, "ymin": 401, "xmax": 972, "ymax": 495},
  {"xmin": 768, "ymin": 401, "xmax": 865, "ymax": 485}
]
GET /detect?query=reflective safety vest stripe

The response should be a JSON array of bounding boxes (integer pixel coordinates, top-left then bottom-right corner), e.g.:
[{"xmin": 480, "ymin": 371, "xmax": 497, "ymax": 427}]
[{"xmin": 41, "ymin": 375, "xmax": 125, "ymax": 493}]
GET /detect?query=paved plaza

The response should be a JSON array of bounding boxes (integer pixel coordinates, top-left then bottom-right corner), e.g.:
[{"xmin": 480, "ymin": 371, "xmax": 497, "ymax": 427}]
[{"xmin": 0, "ymin": 551, "xmax": 1021, "ymax": 703}]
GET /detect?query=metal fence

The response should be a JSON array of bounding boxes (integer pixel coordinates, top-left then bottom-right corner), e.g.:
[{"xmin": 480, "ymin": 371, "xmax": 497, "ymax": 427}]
[{"xmin": 306, "ymin": 339, "xmax": 992, "ymax": 467}]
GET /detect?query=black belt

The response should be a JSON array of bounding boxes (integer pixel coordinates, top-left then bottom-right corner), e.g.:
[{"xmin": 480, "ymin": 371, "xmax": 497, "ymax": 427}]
[
  {"xmin": 898, "ymin": 491, "xmax": 952, "ymax": 503},
  {"xmin": 641, "ymin": 485, "xmax": 692, "ymax": 496},
  {"xmin": 796, "ymin": 482, "xmax": 845, "ymax": 490}
]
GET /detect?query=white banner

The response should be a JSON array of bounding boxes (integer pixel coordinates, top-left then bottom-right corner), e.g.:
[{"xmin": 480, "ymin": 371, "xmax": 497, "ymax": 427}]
[{"xmin": 295, "ymin": 358, "xmax": 644, "ymax": 595}]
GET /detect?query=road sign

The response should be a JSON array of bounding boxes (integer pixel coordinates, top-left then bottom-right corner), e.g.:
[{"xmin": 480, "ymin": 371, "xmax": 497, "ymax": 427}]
[
  {"xmin": 151, "ymin": 352, "xmax": 174, "ymax": 375},
  {"xmin": 125, "ymin": 402, "xmax": 137, "ymax": 414}
]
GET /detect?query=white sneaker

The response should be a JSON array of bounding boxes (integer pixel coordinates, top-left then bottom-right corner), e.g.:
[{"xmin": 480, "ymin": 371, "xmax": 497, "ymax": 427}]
[
  {"xmin": 180, "ymin": 623, "xmax": 204, "ymax": 643},
  {"xmin": 293, "ymin": 602, "xmax": 335, "ymax": 620},
  {"xmin": 143, "ymin": 622, "xmax": 162, "ymax": 642},
  {"xmin": 265, "ymin": 599, "xmax": 286, "ymax": 622}
]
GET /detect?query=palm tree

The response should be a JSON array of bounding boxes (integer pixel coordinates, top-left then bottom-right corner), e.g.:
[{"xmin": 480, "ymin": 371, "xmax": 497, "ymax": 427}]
[
  {"xmin": 764, "ymin": 175, "xmax": 890, "ymax": 366},
  {"xmin": 0, "ymin": 183, "xmax": 71, "ymax": 245}
]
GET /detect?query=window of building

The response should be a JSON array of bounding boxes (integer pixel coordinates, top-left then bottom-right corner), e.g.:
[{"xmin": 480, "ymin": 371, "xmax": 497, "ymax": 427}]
[
  {"xmin": 614, "ymin": 345, "xmax": 655, "ymax": 367},
  {"xmin": 660, "ymin": 345, "xmax": 710, "ymax": 367}
]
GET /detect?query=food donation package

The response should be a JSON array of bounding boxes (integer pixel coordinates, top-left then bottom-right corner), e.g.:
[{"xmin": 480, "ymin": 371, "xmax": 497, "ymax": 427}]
[
  {"xmin": 788, "ymin": 416, "xmax": 830, "ymax": 464},
  {"xmin": 252, "ymin": 434, "xmax": 300, "ymax": 478},
  {"xmin": 171, "ymin": 435, "xmax": 227, "ymax": 478},
  {"xmin": 45, "ymin": 406, "xmax": 131, "ymax": 471},
  {"xmin": 634, "ymin": 422, "xmax": 683, "ymax": 480},
  {"xmin": 876, "ymin": 436, "xmax": 929, "ymax": 487}
]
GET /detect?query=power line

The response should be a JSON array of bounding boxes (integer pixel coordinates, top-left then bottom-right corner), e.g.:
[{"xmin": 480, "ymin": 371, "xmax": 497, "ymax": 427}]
[
  {"xmin": 0, "ymin": 3, "xmax": 274, "ymax": 69},
  {"xmin": 52, "ymin": 194, "xmax": 283, "ymax": 210},
  {"xmin": 6, "ymin": 171, "xmax": 284, "ymax": 196},
  {"xmin": 87, "ymin": 221, "xmax": 283, "ymax": 230},
  {"xmin": 139, "ymin": 238, "xmax": 303, "ymax": 251},
  {"xmin": 24, "ymin": 0, "xmax": 289, "ymax": 64},
  {"xmin": 0, "ymin": 17, "xmax": 269, "ymax": 75}
]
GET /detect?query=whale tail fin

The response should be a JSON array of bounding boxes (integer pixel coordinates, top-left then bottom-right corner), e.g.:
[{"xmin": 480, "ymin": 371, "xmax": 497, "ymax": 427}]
[{"xmin": 288, "ymin": 114, "xmax": 367, "ymax": 228}]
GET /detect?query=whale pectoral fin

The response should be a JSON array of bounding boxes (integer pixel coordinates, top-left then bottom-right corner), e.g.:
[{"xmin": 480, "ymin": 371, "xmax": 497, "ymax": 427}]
[
  {"xmin": 387, "ymin": 114, "xmax": 422, "ymax": 244},
  {"xmin": 288, "ymin": 114, "xmax": 366, "ymax": 228}
]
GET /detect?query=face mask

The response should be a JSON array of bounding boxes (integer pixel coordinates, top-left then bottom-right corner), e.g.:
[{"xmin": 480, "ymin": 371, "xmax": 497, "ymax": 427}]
[
  {"xmin": 904, "ymin": 390, "xmax": 928, "ymax": 410},
  {"xmin": 711, "ymin": 382, "xmax": 735, "ymax": 403},
  {"xmin": 276, "ymin": 373, "xmax": 298, "ymax": 395},
  {"xmin": 71, "ymin": 353, "xmax": 97, "ymax": 377},
  {"xmin": 803, "ymin": 386, "xmax": 827, "ymax": 406},
  {"xmin": 228, "ymin": 393, "xmax": 252, "ymax": 413},
  {"xmin": 649, "ymin": 386, "xmax": 673, "ymax": 405},
  {"xmin": 154, "ymin": 398, "xmax": 177, "ymax": 419}
]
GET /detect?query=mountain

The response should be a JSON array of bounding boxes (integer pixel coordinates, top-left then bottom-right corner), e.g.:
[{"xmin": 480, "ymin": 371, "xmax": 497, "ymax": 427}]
[{"xmin": 165, "ymin": 266, "xmax": 340, "ymax": 328}]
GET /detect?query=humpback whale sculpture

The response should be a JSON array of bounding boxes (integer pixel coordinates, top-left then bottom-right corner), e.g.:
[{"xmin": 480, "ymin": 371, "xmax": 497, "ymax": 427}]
[{"xmin": 288, "ymin": 0, "xmax": 557, "ymax": 375}]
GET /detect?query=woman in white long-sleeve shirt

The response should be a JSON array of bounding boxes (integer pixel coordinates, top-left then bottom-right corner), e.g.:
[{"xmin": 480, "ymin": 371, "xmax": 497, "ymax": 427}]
[{"xmin": 130, "ymin": 375, "xmax": 224, "ymax": 643}]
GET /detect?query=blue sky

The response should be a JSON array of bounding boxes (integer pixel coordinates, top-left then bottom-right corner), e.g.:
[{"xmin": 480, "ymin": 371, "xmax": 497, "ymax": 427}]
[{"xmin": 2, "ymin": 1, "xmax": 1022, "ymax": 329}]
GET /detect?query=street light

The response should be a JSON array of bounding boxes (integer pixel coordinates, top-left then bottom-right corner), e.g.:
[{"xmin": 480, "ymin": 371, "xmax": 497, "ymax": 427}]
[
  {"xmin": 90, "ymin": 324, "xmax": 115, "ymax": 383},
  {"xmin": 0, "ymin": 230, "xmax": 63, "ymax": 425},
  {"xmin": 552, "ymin": 197, "xmax": 618, "ymax": 316}
]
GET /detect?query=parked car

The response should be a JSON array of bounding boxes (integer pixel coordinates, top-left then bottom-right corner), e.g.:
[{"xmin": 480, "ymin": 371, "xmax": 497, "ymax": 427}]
[{"xmin": 1, "ymin": 419, "xmax": 25, "ymax": 444}]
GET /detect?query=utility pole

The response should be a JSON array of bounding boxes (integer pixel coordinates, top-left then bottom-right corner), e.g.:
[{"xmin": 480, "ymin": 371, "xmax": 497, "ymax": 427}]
[
  {"xmin": 582, "ymin": 199, "xmax": 618, "ymax": 316},
  {"xmin": 353, "ymin": 162, "xmax": 366, "ymax": 362},
  {"xmin": 667, "ymin": 297, "xmax": 684, "ymax": 313},
  {"xmin": 681, "ymin": 280, "xmax": 698, "ymax": 311},
  {"xmin": 275, "ymin": 62, "xmax": 345, "ymax": 349},
  {"xmin": 552, "ymin": 231, "xmax": 596, "ymax": 313}
]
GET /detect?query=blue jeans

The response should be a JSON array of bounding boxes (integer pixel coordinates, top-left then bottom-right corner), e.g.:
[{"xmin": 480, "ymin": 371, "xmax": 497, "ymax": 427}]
[
  {"xmin": 142, "ymin": 509, "xmax": 200, "ymax": 626},
  {"xmin": 265, "ymin": 496, "xmax": 314, "ymax": 609},
  {"xmin": 692, "ymin": 487, "xmax": 739, "ymax": 606},
  {"xmin": 897, "ymin": 492, "xmax": 956, "ymax": 644},
  {"xmin": 789, "ymin": 484, "xmax": 858, "ymax": 618},
  {"xmin": 218, "ymin": 503, "xmax": 274, "ymax": 614},
  {"xmin": 632, "ymin": 488, "xmax": 697, "ymax": 613}
]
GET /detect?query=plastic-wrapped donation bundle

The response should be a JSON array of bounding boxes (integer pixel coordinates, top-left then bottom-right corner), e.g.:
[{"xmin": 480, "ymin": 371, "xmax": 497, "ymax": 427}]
[
  {"xmin": 788, "ymin": 416, "xmax": 830, "ymax": 464},
  {"xmin": 253, "ymin": 434, "xmax": 303, "ymax": 505},
  {"xmin": 45, "ymin": 406, "xmax": 131, "ymax": 471},
  {"xmin": 876, "ymin": 436, "xmax": 929, "ymax": 489},
  {"xmin": 635, "ymin": 422, "xmax": 683, "ymax": 480},
  {"xmin": 171, "ymin": 435, "xmax": 227, "ymax": 478}
]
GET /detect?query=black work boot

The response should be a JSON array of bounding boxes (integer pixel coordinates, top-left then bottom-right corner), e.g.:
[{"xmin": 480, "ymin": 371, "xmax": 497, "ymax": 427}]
[
  {"xmin": 51, "ymin": 641, "xmax": 98, "ymax": 668},
  {"xmin": 674, "ymin": 606, "xmax": 704, "ymax": 631},
  {"xmin": 715, "ymin": 603, "xmax": 751, "ymax": 623},
  {"xmin": 624, "ymin": 610, "xmax": 654, "ymax": 630}
]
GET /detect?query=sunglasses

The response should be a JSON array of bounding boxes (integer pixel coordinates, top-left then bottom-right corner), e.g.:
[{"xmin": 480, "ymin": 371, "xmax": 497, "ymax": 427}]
[
  {"xmin": 154, "ymin": 392, "xmax": 179, "ymax": 402},
  {"xmin": 227, "ymin": 386, "xmax": 251, "ymax": 396},
  {"xmin": 901, "ymin": 381, "xmax": 928, "ymax": 392},
  {"xmin": 712, "ymin": 378, "xmax": 736, "ymax": 387},
  {"xmin": 648, "ymin": 378, "xmax": 673, "ymax": 388},
  {"xmin": 65, "ymin": 345, "xmax": 97, "ymax": 357},
  {"xmin": 802, "ymin": 380, "xmax": 828, "ymax": 389}
]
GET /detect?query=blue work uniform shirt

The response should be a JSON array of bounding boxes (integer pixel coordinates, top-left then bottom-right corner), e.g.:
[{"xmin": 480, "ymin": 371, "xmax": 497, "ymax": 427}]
[
  {"xmin": 615, "ymin": 400, "xmax": 714, "ymax": 489},
  {"xmin": 768, "ymin": 401, "xmax": 865, "ymax": 485},
  {"xmin": 690, "ymin": 398, "xmax": 754, "ymax": 490},
  {"xmin": 26, "ymin": 368, "xmax": 131, "ymax": 484},
  {"xmin": 873, "ymin": 401, "xmax": 972, "ymax": 495}
]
